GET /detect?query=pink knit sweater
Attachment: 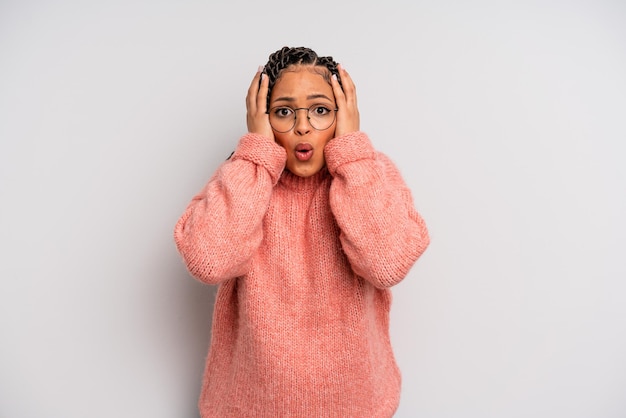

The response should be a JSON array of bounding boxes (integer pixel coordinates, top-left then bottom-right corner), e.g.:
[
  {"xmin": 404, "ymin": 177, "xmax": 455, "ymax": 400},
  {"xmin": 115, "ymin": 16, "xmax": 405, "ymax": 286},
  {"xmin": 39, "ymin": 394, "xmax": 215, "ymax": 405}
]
[{"xmin": 174, "ymin": 131, "xmax": 429, "ymax": 417}]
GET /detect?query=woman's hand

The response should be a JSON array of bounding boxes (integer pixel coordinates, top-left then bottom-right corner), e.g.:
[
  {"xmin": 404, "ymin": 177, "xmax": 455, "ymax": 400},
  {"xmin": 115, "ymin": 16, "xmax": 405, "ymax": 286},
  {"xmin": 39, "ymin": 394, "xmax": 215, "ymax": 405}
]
[
  {"xmin": 331, "ymin": 64, "xmax": 360, "ymax": 137},
  {"xmin": 246, "ymin": 67, "xmax": 274, "ymax": 139}
]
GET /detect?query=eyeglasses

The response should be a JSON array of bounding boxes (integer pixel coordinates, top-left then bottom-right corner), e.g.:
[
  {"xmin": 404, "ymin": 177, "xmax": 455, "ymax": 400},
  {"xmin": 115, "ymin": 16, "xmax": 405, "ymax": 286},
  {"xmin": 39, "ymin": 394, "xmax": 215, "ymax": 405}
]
[{"xmin": 267, "ymin": 104, "xmax": 338, "ymax": 133}]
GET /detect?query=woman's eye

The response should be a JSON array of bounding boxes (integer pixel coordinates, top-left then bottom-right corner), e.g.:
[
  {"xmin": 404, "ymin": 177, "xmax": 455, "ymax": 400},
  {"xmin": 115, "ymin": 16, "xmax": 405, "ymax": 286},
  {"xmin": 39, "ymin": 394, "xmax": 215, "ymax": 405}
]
[
  {"xmin": 312, "ymin": 106, "xmax": 330, "ymax": 116},
  {"xmin": 274, "ymin": 107, "xmax": 293, "ymax": 118}
]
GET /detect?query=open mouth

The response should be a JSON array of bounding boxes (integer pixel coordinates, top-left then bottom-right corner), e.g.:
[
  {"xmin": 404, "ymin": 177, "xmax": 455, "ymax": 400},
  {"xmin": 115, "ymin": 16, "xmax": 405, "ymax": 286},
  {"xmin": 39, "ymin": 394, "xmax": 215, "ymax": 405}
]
[{"xmin": 294, "ymin": 143, "xmax": 313, "ymax": 161}]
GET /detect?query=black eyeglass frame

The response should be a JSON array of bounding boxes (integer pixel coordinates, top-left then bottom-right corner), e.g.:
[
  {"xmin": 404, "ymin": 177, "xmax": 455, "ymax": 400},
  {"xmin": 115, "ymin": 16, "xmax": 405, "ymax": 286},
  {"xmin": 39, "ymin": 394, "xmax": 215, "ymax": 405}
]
[{"xmin": 266, "ymin": 105, "xmax": 339, "ymax": 133}]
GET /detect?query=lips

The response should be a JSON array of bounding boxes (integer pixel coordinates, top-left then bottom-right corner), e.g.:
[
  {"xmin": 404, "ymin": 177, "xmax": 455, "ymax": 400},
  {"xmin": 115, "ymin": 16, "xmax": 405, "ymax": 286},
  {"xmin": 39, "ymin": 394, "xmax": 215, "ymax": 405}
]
[{"xmin": 294, "ymin": 143, "xmax": 314, "ymax": 162}]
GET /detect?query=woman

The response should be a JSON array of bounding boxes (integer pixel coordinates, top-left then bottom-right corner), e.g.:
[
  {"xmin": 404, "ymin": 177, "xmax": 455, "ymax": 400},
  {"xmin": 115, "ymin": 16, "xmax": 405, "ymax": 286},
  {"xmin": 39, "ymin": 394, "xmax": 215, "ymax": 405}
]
[{"xmin": 174, "ymin": 46, "xmax": 429, "ymax": 417}]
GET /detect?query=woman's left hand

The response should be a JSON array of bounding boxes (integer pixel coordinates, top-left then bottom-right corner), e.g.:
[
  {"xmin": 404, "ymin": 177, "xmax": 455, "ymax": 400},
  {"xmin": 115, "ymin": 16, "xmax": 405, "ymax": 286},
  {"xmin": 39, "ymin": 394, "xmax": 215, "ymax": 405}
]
[{"xmin": 331, "ymin": 64, "xmax": 360, "ymax": 137}]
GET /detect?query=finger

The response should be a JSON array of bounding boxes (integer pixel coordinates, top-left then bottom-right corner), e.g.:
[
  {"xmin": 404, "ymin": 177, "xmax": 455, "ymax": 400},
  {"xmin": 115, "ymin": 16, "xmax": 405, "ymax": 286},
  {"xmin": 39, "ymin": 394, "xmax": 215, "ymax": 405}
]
[
  {"xmin": 332, "ymin": 64, "xmax": 360, "ymax": 136},
  {"xmin": 257, "ymin": 71, "xmax": 270, "ymax": 114},
  {"xmin": 338, "ymin": 64, "xmax": 357, "ymax": 104},
  {"xmin": 246, "ymin": 66, "xmax": 263, "ymax": 112},
  {"xmin": 330, "ymin": 72, "xmax": 346, "ymax": 107}
]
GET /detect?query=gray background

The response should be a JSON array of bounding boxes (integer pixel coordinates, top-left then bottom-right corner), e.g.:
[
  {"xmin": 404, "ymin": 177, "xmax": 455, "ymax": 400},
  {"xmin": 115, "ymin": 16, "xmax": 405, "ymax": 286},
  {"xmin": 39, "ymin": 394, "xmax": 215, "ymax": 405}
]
[{"xmin": 1, "ymin": 1, "xmax": 625, "ymax": 417}]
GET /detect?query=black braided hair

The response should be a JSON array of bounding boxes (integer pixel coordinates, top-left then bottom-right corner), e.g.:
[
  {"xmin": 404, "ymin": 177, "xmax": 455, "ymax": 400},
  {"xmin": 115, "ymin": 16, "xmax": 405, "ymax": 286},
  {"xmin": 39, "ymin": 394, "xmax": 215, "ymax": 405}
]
[{"xmin": 263, "ymin": 46, "xmax": 342, "ymax": 109}]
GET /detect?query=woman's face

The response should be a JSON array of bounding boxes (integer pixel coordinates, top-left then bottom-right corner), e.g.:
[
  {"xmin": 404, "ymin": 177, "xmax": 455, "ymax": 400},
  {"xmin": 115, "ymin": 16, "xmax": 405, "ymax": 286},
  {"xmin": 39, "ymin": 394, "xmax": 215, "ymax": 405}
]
[{"xmin": 268, "ymin": 66, "xmax": 337, "ymax": 178}]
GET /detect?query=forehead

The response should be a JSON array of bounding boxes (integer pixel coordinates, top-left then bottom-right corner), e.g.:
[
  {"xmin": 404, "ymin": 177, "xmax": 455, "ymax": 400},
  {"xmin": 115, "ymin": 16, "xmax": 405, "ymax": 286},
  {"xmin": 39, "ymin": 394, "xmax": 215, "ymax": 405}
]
[{"xmin": 271, "ymin": 66, "xmax": 334, "ymax": 100}]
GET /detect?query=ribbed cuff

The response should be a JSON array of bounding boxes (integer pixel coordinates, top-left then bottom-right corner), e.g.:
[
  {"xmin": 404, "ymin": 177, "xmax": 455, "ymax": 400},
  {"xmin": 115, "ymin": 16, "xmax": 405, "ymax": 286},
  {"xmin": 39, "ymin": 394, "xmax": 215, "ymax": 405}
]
[
  {"xmin": 231, "ymin": 133, "xmax": 287, "ymax": 184},
  {"xmin": 324, "ymin": 131, "xmax": 376, "ymax": 176}
]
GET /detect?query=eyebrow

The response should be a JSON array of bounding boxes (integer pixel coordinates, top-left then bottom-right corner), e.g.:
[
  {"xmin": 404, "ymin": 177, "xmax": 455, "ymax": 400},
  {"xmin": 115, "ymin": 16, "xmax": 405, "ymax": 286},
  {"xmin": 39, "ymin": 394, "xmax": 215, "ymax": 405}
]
[{"xmin": 273, "ymin": 94, "xmax": 334, "ymax": 103}]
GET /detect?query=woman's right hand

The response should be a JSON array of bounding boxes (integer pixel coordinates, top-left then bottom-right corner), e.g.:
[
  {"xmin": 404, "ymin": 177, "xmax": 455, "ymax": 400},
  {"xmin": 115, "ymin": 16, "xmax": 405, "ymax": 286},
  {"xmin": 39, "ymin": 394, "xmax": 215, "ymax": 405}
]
[{"xmin": 246, "ymin": 68, "xmax": 274, "ymax": 140}]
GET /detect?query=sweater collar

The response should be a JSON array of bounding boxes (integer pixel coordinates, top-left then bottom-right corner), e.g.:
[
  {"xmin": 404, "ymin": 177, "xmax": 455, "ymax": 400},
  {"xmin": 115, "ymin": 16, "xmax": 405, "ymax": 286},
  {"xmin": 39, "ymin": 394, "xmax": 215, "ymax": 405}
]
[{"xmin": 278, "ymin": 166, "xmax": 330, "ymax": 192}]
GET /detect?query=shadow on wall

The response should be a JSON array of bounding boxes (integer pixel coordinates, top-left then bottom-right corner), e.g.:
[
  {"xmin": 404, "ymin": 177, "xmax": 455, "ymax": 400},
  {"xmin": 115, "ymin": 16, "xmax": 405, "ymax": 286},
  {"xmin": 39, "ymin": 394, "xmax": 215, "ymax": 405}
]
[{"xmin": 166, "ymin": 250, "xmax": 218, "ymax": 413}]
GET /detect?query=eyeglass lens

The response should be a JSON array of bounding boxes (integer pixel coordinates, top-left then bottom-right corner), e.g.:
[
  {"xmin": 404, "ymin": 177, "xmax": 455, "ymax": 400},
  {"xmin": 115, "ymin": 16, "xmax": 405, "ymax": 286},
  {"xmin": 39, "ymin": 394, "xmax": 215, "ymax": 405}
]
[{"xmin": 268, "ymin": 105, "xmax": 337, "ymax": 132}]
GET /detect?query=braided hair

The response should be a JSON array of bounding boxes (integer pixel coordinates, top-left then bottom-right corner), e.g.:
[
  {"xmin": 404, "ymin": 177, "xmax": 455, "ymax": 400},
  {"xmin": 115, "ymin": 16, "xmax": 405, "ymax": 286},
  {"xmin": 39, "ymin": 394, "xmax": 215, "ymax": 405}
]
[{"xmin": 263, "ymin": 46, "xmax": 342, "ymax": 109}]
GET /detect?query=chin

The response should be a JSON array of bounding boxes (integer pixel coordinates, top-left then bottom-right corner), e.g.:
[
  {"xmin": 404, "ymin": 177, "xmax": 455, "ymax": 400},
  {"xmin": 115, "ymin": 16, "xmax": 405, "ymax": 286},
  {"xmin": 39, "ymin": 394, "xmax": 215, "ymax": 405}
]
[{"xmin": 289, "ymin": 165, "xmax": 321, "ymax": 178}]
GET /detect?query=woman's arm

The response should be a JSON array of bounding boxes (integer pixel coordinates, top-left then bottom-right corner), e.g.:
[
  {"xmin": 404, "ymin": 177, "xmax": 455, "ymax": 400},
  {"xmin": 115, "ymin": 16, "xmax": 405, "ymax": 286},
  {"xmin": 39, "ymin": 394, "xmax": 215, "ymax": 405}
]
[
  {"xmin": 174, "ymin": 68, "xmax": 284, "ymax": 284},
  {"xmin": 328, "ymin": 66, "xmax": 429, "ymax": 288},
  {"xmin": 174, "ymin": 133, "xmax": 285, "ymax": 284},
  {"xmin": 326, "ymin": 132, "xmax": 429, "ymax": 288}
]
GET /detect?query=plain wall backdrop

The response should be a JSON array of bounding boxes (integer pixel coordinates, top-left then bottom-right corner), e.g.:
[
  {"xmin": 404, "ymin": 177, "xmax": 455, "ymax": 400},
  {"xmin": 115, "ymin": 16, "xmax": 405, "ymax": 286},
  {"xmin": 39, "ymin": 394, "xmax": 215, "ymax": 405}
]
[{"xmin": 1, "ymin": 1, "xmax": 625, "ymax": 417}]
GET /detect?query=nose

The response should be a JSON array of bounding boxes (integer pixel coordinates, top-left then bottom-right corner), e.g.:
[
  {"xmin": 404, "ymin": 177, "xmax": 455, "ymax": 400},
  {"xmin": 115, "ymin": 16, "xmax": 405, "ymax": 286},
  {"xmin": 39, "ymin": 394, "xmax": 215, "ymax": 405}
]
[{"xmin": 293, "ymin": 108, "xmax": 311, "ymax": 135}]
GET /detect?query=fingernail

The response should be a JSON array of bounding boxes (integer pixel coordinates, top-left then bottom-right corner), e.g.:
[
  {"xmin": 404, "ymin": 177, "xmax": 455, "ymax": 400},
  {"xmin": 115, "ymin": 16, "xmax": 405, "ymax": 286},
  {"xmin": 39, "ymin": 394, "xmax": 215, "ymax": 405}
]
[
  {"xmin": 258, "ymin": 65, "xmax": 264, "ymax": 73},
  {"xmin": 332, "ymin": 74, "xmax": 338, "ymax": 81}
]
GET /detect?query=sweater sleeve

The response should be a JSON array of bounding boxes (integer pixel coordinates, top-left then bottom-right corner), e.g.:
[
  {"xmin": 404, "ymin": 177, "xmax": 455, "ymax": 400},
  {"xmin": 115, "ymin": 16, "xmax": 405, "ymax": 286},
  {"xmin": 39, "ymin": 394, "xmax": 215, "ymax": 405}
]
[
  {"xmin": 174, "ymin": 133, "xmax": 286, "ymax": 284},
  {"xmin": 325, "ymin": 131, "xmax": 430, "ymax": 289}
]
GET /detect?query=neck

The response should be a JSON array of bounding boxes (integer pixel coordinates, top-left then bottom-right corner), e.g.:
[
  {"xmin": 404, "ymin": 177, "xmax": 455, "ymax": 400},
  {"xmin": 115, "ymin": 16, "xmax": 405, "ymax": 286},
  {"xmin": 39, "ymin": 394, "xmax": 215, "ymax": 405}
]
[{"xmin": 279, "ymin": 167, "xmax": 330, "ymax": 191}]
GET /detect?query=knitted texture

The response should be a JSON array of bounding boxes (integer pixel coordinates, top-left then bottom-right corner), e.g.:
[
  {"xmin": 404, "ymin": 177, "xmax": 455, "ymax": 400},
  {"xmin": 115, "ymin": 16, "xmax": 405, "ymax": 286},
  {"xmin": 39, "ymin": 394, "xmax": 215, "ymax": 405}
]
[{"xmin": 174, "ymin": 131, "xmax": 429, "ymax": 417}]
